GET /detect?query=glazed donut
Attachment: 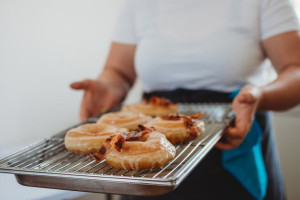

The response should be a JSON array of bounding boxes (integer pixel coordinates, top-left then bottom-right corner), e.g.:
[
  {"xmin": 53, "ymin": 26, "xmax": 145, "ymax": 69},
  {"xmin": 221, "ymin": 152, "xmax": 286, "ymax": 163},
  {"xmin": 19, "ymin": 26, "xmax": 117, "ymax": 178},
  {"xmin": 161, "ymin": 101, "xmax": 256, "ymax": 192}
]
[
  {"xmin": 121, "ymin": 96, "xmax": 178, "ymax": 117},
  {"xmin": 64, "ymin": 123, "xmax": 127, "ymax": 155},
  {"xmin": 97, "ymin": 111, "xmax": 151, "ymax": 131},
  {"xmin": 91, "ymin": 125, "xmax": 176, "ymax": 170},
  {"xmin": 146, "ymin": 113, "xmax": 205, "ymax": 144}
]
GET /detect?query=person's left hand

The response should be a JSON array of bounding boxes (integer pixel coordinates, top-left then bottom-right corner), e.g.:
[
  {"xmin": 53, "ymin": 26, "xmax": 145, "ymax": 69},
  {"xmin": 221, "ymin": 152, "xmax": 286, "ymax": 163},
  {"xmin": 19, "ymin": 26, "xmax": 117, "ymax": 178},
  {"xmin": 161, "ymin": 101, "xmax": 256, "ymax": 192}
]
[{"xmin": 215, "ymin": 85, "xmax": 263, "ymax": 150}]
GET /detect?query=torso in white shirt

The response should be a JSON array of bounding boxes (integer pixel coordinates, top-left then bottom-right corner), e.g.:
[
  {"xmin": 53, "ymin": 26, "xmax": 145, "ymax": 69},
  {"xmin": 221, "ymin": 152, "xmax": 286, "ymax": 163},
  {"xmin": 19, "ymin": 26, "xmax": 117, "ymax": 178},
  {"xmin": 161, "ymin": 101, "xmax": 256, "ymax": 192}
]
[{"xmin": 113, "ymin": 0, "xmax": 299, "ymax": 92}]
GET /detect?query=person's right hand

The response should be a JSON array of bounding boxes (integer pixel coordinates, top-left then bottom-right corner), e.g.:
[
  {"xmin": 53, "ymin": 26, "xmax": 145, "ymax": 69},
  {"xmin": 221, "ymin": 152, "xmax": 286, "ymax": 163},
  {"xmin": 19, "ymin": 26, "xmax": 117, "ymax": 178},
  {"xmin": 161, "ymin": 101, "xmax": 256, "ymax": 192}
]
[{"xmin": 70, "ymin": 79, "xmax": 120, "ymax": 122}]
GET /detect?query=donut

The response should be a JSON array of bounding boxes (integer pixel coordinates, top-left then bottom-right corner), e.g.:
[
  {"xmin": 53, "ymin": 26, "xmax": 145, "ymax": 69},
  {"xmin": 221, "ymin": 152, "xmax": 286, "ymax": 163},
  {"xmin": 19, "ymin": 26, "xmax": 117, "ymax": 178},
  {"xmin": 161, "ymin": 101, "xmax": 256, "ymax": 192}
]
[
  {"xmin": 121, "ymin": 96, "xmax": 178, "ymax": 117},
  {"xmin": 146, "ymin": 113, "xmax": 205, "ymax": 144},
  {"xmin": 91, "ymin": 125, "xmax": 176, "ymax": 170},
  {"xmin": 97, "ymin": 111, "xmax": 151, "ymax": 131},
  {"xmin": 64, "ymin": 123, "xmax": 127, "ymax": 155}
]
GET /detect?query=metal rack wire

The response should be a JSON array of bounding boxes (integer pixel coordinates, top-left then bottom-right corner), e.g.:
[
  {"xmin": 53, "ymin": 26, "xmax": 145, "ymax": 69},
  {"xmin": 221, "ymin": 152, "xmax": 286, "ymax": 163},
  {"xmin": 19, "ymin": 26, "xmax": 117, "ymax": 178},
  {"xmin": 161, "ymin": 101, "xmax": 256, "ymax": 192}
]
[{"xmin": 0, "ymin": 103, "xmax": 233, "ymax": 196}]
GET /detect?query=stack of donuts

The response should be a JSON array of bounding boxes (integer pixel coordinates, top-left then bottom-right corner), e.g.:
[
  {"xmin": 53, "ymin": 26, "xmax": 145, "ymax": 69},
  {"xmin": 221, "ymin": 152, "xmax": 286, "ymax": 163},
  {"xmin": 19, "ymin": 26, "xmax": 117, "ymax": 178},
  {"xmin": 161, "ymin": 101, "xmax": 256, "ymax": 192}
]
[{"xmin": 64, "ymin": 97, "xmax": 205, "ymax": 170}]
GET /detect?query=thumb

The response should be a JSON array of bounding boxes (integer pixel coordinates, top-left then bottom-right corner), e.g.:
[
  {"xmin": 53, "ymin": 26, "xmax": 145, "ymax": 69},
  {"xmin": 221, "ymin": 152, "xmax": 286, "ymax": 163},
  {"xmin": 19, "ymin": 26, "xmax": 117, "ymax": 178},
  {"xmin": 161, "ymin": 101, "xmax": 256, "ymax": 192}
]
[
  {"xmin": 70, "ymin": 79, "xmax": 92, "ymax": 90},
  {"xmin": 238, "ymin": 92, "xmax": 255, "ymax": 104},
  {"xmin": 238, "ymin": 86, "xmax": 261, "ymax": 104}
]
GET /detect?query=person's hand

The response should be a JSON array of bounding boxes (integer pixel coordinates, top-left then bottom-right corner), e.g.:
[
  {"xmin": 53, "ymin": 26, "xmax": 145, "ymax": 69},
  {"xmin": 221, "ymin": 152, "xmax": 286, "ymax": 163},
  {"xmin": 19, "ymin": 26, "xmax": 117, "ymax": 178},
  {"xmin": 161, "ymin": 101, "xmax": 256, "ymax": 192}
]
[
  {"xmin": 70, "ymin": 79, "xmax": 120, "ymax": 122},
  {"xmin": 215, "ymin": 85, "xmax": 263, "ymax": 150}
]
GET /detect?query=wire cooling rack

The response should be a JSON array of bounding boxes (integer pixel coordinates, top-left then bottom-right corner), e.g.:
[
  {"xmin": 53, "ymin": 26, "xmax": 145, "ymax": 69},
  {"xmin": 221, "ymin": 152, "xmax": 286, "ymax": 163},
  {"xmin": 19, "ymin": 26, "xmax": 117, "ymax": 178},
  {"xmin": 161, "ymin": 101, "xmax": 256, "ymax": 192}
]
[{"xmin": 0, "ymin": 103, "xmax": 233, "ymax": 196}]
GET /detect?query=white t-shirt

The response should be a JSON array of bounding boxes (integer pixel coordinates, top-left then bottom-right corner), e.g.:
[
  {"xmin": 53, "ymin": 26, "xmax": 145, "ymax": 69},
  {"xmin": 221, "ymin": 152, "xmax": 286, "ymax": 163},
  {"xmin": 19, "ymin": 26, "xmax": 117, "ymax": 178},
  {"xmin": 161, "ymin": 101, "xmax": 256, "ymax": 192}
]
[{"xmin": 112, "ymin": 0, "xmax": 299, "ymax": 92}]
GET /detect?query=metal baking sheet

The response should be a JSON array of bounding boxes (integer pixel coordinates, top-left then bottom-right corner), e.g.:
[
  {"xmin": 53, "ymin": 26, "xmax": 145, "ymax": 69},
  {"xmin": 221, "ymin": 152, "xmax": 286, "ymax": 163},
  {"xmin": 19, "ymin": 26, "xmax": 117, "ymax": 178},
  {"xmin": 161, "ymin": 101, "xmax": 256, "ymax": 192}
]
[{"xmin": 0, "ymin": 103, "xmax": 234, "ymax": 196}]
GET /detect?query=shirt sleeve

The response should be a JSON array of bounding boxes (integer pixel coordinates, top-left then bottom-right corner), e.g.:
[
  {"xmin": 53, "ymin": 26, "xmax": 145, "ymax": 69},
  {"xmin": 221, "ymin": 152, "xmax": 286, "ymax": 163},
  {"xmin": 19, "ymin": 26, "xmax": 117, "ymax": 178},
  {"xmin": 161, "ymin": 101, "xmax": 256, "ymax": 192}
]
[
  {"xmin": 111, "ymin": 0, "xmax": 137, "ymax": 44},
  {"xmin": 260, "ymin": 0, "xmax": 300, "ymax": 40}
]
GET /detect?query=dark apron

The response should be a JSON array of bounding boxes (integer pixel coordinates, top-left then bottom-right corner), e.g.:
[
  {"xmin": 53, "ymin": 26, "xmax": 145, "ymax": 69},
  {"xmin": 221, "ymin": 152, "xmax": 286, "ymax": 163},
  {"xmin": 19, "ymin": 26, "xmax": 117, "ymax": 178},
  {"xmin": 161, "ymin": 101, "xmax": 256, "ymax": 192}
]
[{"xmin": 122, "ymin": 89, "xmax": 285, "ymax": 200}]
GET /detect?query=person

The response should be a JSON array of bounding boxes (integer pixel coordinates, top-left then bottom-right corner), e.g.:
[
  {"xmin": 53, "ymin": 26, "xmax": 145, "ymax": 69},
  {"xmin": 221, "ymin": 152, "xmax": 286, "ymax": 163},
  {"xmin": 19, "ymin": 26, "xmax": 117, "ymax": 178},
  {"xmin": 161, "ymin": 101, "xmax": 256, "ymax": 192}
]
[{"xmin": 70, "ymin": 0, "xmax": 300, "ymax": 199}]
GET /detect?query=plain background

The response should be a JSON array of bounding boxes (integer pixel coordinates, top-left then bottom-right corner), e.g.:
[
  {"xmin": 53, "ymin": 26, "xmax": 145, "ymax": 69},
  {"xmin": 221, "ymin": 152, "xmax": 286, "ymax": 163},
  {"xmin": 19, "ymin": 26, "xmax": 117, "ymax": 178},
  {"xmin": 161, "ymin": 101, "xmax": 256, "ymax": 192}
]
[{"xmin": 0, "ymin": 0, "xmax": 299, "ymax": 199}]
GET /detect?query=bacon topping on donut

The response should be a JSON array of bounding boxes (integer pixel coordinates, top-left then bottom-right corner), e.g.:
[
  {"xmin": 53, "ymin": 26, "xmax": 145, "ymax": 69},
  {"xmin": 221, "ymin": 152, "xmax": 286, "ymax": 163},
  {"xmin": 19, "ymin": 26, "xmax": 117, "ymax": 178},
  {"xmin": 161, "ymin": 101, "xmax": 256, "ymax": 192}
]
[
  {"xmin": 161, "ymin": 113, "xmax": 202, "ymax": 128},
  {"xmin": 161, "ymin": 113, "xmax": 203, "ymax": 138},
  {"xmin": 91, "ymin": 125, "xmax": 155, "ymax": 162},
  {"xmin": 122, "ymin": 125, "xmax": 155, "ymax": 141},
  {"xmin": 90, "ymin": 141, "xmax": 111, "ymax": 162},
  {"xmin": 110, "ymin": 134, "xmax": 125, "ymax": 152},
  {"xmin": 144, "ymin": 96, "xmax": 176, "ymax": 107}
]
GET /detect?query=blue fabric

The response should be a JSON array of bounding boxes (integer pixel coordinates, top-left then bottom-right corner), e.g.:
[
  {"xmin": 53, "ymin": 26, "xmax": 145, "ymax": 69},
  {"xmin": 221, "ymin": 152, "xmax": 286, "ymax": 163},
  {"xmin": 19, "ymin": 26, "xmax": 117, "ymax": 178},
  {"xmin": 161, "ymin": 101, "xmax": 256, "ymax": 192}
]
[{"xmin": 222, "ymin": 91, "xmax": 268, "ymax": 200}]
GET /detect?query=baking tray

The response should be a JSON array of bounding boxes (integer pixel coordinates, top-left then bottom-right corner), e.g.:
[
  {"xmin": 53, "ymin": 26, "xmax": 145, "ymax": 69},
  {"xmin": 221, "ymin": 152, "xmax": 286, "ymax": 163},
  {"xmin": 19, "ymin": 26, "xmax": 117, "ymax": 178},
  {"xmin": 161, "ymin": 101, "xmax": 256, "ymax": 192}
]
[{"xmin": 0, "ymin": 103, "xmax": 234, "ymax": 196}]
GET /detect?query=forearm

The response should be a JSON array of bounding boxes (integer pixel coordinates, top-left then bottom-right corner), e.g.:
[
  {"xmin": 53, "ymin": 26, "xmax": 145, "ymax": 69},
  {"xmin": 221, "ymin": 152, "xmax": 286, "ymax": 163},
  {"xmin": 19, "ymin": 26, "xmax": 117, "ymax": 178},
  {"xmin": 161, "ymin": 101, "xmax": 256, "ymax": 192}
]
[
  {"xmin": 258, "ymin": 65, "xmax": 300, "ymax": 111},
  {"xmin": 98, "ymin": 66, "xmax": 135, "ymax": 102},
  {"xmin": 96, "ymin": 42, "xmax": 136, "ymax": 103}
]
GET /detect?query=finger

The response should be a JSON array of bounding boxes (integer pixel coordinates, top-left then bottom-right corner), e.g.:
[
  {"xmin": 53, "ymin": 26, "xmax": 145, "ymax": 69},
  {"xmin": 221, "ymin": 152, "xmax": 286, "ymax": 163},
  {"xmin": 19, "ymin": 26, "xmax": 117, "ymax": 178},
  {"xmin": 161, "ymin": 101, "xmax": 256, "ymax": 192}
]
[
  {"xmin": 228, "ymin": 113, "xmax": 251, "ymax": 135},
  {"xmin": 80, "ymin": 111, "xmax": 89, "ymax": 122},
  {"xmin": 80, "ymin": 103, "xmax": 90, "ymax": 122},
  {"xmin": 105, "ymin": 96, "xmax": 118, "ymax": 112},
  {"xmin": 238, "ymin": 86, "xmax": 261, "ymax": 104},
  {"xmin": 79, "ymin": 94, "xmax": 92, "ymax": 122},
  {"xmin": 80, "ymin": 106, "xmax": 102, "ymax": 122},
  {"xmin": 70, "ymin": 80, "xmax": 91, "ymax": 90},
  {"xmin": 85, "ymin": 101, "xmax": 108, "ymax": 119},
  {"xmin": 226, "ymin": 137, "xmax": 243, "ymax": 148},
  {"xmin": 226, "ymin": 126, "xmax": 245, "ymax": 139},
  {"xmin": 215, "ymin": 135, "xmax": 242, "ymax": 150},
  {"xmin": 88, "ymin": 108, "xmax": 106, "ymax": 119},
  {"xmin": 238, "ymin": 92, "xmax": 255, "ymax": 104},
  {"xmin": 215, "ymin": 127, "xmax": 244, "ymax": 150}
]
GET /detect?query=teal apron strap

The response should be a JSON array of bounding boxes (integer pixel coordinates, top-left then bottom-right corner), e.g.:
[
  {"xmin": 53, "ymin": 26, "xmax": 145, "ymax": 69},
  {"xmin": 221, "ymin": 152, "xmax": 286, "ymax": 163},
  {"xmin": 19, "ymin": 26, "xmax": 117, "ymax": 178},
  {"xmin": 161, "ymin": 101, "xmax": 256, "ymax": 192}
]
[{"xmin": 222, "ymin": 90, "xmax": 268, "ymax": 200}]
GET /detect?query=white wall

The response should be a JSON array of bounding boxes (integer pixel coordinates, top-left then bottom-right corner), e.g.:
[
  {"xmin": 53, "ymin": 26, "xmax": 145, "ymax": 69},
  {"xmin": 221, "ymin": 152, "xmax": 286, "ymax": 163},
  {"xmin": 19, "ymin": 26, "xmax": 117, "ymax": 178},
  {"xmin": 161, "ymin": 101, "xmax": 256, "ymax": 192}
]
[
  {"xmin": 0, "ymin": 0, "xmax": 138, "ymax": 148},
  {"xmin": 0, "ymin": 0, "xmax": 299, "ymax": 200},
  {"xmin": 273, "ymin": 109, "xmax": 300, "ymax": 200}
]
